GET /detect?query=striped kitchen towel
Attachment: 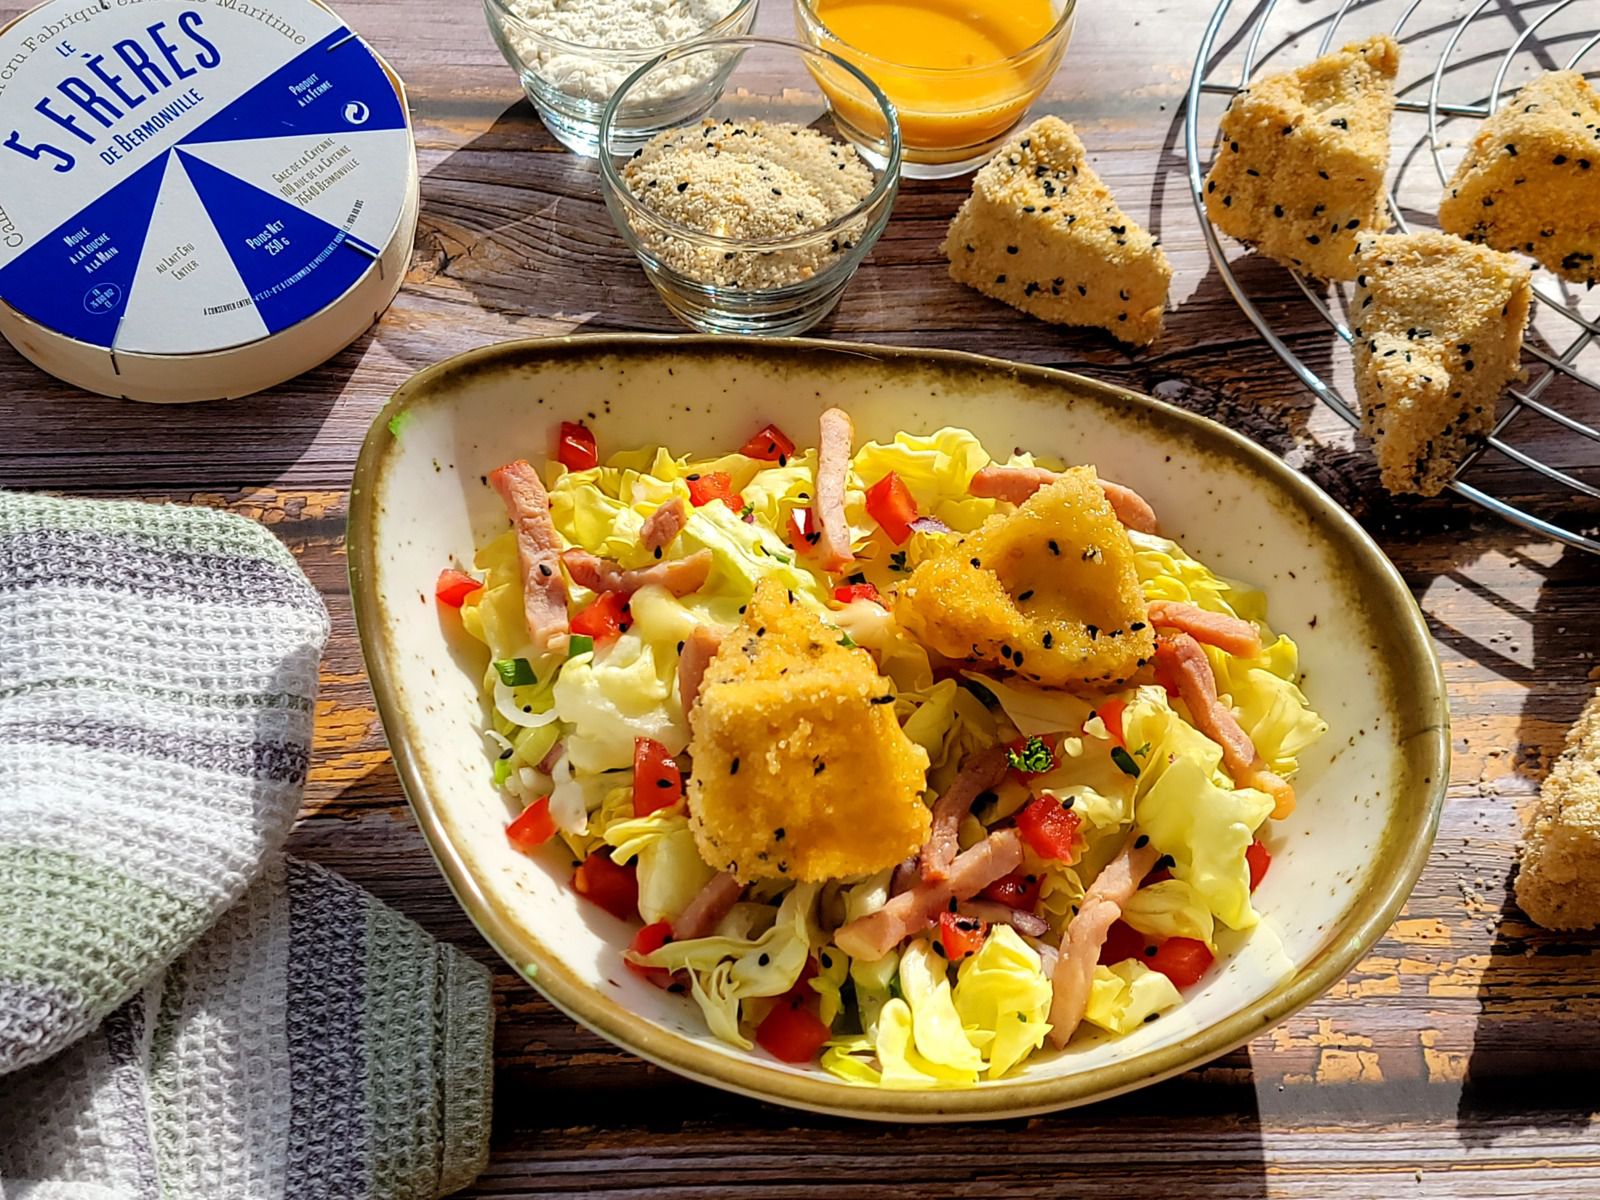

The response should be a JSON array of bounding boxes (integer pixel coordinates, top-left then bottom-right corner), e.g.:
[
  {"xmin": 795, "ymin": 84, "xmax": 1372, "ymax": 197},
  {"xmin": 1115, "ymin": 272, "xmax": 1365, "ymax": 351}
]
[
  {"xmin": 0, "ymin": 490, "xmax": 331, "ymax": 1072},
  {"xmin": 0, "ymin": 491, "xmax": 492, "ymax": 1199},
  {"xmin": 0, "ymin": 857, "xmax": 493, "ymax": 1200}
]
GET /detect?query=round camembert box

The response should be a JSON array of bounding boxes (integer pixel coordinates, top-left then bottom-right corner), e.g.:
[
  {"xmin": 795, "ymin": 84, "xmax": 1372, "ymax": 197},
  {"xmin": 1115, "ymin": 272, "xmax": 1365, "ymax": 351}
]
[{"xmin": 0, "ymin": 0, "xmax": 418, "ymax": 402}]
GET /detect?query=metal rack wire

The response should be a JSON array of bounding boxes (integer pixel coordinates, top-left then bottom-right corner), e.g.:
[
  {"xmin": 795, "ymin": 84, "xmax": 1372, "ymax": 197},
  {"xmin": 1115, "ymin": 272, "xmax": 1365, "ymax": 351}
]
[{"xmin": 1184, "ymin": 0, "xmax": 1600, "ymax": 553}]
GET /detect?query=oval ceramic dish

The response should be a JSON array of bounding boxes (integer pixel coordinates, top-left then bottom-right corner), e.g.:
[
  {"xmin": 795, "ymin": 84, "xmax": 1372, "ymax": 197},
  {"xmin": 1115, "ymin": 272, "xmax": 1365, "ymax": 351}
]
[{"xmin": 348, "ymin": 335, "xmax": 1448, "ymax": 1121}]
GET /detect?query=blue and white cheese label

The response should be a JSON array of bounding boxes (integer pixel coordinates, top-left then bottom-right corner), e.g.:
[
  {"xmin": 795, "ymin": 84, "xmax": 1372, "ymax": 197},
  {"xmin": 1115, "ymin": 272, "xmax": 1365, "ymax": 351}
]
[{"xmin": 0, "ymin": 0, "xmax": 413, "ymax": 354}]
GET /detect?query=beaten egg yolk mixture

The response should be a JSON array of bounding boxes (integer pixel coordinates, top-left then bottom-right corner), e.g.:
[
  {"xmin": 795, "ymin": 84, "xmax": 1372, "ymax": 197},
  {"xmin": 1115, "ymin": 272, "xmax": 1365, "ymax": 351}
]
[{"xmin": 812, "ymin": 0, "xmax": 1059, "ymax": 149}]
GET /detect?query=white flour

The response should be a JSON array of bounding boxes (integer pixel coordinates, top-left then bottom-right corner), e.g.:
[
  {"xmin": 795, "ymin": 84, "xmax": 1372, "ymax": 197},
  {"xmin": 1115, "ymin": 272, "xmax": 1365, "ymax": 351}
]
[{"xmin": 504, "ymin": 0, "xmax": 740, "ymax": 103}]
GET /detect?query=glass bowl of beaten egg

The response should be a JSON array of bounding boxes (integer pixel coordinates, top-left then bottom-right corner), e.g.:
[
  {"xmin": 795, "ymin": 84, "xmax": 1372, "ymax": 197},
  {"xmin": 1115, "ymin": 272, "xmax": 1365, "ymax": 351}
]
[
  {"xmin": 794, "ymin": 0, "xmax": 1076, "ymax": 178},
  {"xmin": 597, "ymin": 36, "xmax": 902, "ymax": 335},
  {"xmin": 483, "ymin": 0, "xmax": 760, "ymax": 157}
]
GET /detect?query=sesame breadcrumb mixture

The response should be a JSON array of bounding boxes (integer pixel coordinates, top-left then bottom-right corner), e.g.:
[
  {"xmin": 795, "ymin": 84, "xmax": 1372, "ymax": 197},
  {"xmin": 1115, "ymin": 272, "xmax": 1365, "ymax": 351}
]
[{"xmin": 621, "ymin": 119, "xmax": 876, "ymax": 289}]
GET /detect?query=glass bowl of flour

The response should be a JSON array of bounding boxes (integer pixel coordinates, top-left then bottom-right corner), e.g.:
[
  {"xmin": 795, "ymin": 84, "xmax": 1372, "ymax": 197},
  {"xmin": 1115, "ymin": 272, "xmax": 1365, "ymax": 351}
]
[{"xmin": 485, "ymin": 0, "xmax": 759, "ymax": 156}]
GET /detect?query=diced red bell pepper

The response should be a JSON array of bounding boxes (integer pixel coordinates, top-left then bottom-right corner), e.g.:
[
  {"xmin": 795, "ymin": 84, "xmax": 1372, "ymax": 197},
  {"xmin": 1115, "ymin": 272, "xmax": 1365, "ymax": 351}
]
[
  {"xmin": 572, "ymin": 851, "xmax": 639, "ymax": 921},
  {"xmin": 1246, "ymin": 839, "xmax": 1271, "ymax": 892},
  {"xmin": 785, "ymin": 954, "xmax": 821, "ymax": 1000},
  {"xmin": 833, "ymin": 582, "xmax": 883, "ymax": 606},
  {"xmin": 755, "ymin": 997, "xmax": 832, "ymax": 1063},
  {"xmin": 740, "ymin": 423, "xmax": 795, "ymax": 463},
  {"xmin": 937, "ymin": 910, "xmax": 989, "ymax": 961},
  {"xmin": 1095, "ymin": 698, "xmax": 1128, "ymax": 747},
  {"xmin": 787, "ymin": 507, "xmax": 818, "ymax": 554},
  {"xmin": 980, "ymin": 870, "xmax": 1042, "ymax": 911},
  {"xmin": 625, "ymin": 920, "xmax": 677, "ymax": 989},
  {"xmin": 633, "ymin": 736, "xmax": 683, "ymax": 816},
  {"xmin": 686, "ymin": 472, "xmax": 744, "ymax": 511},
  {"xmin": 1099, "ymin": 918, "xmax": 1149, "ymax": 965},
  {"xmin": 435, "ymin": 568, "xmax": 482, "ymax": 608},
  {"xmin": 864, "ymin": 471, "xmax": 918, "ymax": 545},
  {"xmin": 1146, "ymin": 936, "xmax": 1214, "ymax": 988},
  {"xmin": 505, "ymin": 796, "xmax": 556, "ymax": 853},
  {"xmin": 570, "ymin": 590, "xmax": 632, "ymax": 644},
  {"xmin": 556, "ymin": 421, "xmax": 598, "ymax": 471},
  {"xmin": 1014, "ymin": 796, "xmax": 1081, "ymax": 861}
]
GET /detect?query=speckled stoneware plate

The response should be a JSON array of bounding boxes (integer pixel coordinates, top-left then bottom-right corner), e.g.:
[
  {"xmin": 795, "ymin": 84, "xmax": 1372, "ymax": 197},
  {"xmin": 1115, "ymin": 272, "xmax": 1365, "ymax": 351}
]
[{"xmin": 348, "ymin": 334, "xmax": 1448, "ymax": 1121}]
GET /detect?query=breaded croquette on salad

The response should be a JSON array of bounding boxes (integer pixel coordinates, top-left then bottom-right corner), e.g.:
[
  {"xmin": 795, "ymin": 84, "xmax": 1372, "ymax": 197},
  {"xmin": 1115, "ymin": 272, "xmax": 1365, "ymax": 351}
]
[
  {"xmin": 446, "ymin": 412, "xmax": 1326, "ymax": 1085},
  {"xmin": 687, "ymin": 578, "xmax": 932, "ymax": 883},
  {"xmin": 895, "ymin": 468, "xmax": 1155, "ymax": 690}
]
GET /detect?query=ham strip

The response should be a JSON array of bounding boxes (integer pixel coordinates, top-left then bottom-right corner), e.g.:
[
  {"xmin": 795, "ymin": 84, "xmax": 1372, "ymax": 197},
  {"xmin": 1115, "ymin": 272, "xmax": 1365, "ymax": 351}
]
[
  {"xmin": 1099, "ymin": 481, "xmax": 1160, "ymax": 535},
  {"xmin": 968, "ymin": 464, "xmax": 1058, "ymax": 505},
  {"xmin": 641, "ymin": 497, "xmax": 688, "ymax": 553},
  {"xmin": 918, "ymin": 748, "xmax": 1009, "ymax": 882},
  {"xmin": 1147, "ymin": 600, "xmax": 1263, "ymax": 658},
  {"xmin": 1164, "ymin": 632, "xmax": 1295, "ymax": 819},
  {"xmin": 677, "ymin": 624, "xmax": 723, "ymax": 714},
  {"xmin": 834, "ymin": 830, "xmax": 1023, "ymax": 962},
  {"xmin": 672, "ymin": 871, "xmax": 744, "ymax": 940},
  {"xmin": 967, "ymin": 464, "xmax": 1159, "ymax": 534},
  {"xmin": 1048, "ymin": 833, "xmax": 1162, "ymax": 1047},
  {"xmin": 815, "ymin": 408, "xmax": 855, "ymax": 571},
  {"xmin": 561, "ymin": 548, "xmax": 713, "ymax": 598},
  {"xmin": 488, "ymin": 460, "xmax": 570, "ymax": 652},
  {"xmin": 890, "ymin": 857, "xmax": 920, "ymax": 897}
]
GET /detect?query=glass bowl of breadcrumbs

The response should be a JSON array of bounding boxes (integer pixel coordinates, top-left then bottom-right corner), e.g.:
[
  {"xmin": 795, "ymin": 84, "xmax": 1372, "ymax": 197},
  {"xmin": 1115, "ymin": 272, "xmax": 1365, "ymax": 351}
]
[{"xmin": 598, "ymin": 36, "xmax": 902, "ymax": 335}]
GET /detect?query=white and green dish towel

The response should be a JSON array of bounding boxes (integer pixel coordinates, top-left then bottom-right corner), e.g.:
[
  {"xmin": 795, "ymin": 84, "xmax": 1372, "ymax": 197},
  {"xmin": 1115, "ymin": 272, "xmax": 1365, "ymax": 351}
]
[{"xmin": 0, "ymin": 491, "xmax": 492, "ymax": 1199}]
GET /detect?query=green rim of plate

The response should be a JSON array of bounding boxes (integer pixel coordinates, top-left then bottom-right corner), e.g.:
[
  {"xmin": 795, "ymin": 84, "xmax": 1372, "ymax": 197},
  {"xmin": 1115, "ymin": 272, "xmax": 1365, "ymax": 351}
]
[{"xmin": 347, "ymin": 333, "xmax": 1448, "ymax": 1121}]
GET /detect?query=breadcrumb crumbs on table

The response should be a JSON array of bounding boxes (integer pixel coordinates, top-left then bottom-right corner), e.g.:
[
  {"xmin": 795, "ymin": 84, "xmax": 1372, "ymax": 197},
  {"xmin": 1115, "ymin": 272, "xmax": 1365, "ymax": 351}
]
[{"xmin": 620, "ymin": 118, "xmax": 876, "ymax": 289}]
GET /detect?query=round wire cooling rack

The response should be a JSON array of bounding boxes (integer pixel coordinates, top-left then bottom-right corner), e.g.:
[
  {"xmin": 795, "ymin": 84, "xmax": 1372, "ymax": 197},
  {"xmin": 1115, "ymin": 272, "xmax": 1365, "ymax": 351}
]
[{"xmin": 1184, "ymin": 0, "xmax": 1600, "ymax": 554}]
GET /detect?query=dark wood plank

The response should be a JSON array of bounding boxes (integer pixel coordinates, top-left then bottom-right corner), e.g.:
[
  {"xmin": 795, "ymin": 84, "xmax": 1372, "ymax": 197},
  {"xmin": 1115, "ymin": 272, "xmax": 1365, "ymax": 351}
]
[{"xmin": 2, "ymin": 0, "xmax": 1598, "ymax": 1193}]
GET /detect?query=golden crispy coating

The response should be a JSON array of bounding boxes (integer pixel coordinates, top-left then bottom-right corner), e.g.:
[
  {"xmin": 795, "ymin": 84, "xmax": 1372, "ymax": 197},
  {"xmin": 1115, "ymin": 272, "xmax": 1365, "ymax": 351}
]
[
  {"xmin": 893, "ymin": 468, "xmax": 1154, "ymax": 689},
  {"xmin": 1204, "ymin": 35, "xmax": 1400, "ymax": 281},
  {"xmin": 1439, "ymin": 71, "xmax": 1600, "ymax": 286},
  {"xmin": 1351, "ymin": 231, "xmax": 1531, "ymax": 496},
  {"xmin": 943, "ymin": 117, "xmax": 1171, "ymax": 347},
  {"xmin": 687, "ymin": 579, "xmax": 930, "ymax": 883},
  {"xmin": 1516, "ymin": 689, "xmax": 1600, "ymax": 931}
]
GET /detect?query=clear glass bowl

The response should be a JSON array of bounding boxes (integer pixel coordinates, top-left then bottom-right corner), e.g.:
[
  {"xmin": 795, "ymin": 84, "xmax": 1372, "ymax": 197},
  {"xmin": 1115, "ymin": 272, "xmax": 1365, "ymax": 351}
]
[
  {"xmin": 793, "ymin": 0, "xmax": 1076, "ymax": 179},
  {"xmin": 598, "ymin": 36, "xmax": 902, "ymax": 336},
  {"xmin": 483, "ymin": 0, "xmax": 759, "ymax": 157}
]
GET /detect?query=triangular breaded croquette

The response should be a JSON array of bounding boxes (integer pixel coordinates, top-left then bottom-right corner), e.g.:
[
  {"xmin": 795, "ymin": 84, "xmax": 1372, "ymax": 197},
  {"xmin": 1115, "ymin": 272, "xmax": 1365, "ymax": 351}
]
[
  {"xmin": 894, "ymin": 468, "xmax": 1154, "ymax": 689},
  {"xmin": 1516, "ymin": 688, "xmax": 1600, "ymax": 930},
  {"xmin": 1439, "ymin": 71, "xmax": 1600, "ymax": 286},
  {"xmin": 687, "ymin": 579, "xmax": 930, "ymax": 883},
  {"xmin": 1204, "ymin": 35, "xmax": 1400, "ymax": 280},
  {"xmin": 942, "ymin": 117, "xmax": 1172, "ymax": 346},
  {"xmin": 1351, "ymin": 232, "xmax": 1531, "ymax": 496}
]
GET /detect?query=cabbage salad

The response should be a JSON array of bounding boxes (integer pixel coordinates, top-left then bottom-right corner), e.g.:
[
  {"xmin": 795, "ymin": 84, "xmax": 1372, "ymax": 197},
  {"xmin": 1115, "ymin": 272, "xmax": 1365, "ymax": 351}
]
[{"xmin": 436, "ymin": 414, "xmax": 1326, "ymax": 1087}]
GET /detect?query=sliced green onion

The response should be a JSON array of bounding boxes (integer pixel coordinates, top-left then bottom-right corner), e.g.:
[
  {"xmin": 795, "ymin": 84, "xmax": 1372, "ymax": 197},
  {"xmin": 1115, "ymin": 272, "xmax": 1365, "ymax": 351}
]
[
  {"xmin": 568, "ymin": 634, "xmax": 594, "ymax": 658},
  {"xmin": 1111, "ymin": 746, "xmax": 1141, "ymax": 778},
  {"xmin": 836, "ymin": 632, "xmax": 856, "ymax": 648},
  {"xmin": 493, "ymin": 758, "xmax": 514, "ymax": 786},
  {"xmin": 1005, "ymin": 735, "xmax": 1054, "ymax": 775},
  {"xmin": 493, "ymin": 657, "xmax": 537, "ymax": 687}
]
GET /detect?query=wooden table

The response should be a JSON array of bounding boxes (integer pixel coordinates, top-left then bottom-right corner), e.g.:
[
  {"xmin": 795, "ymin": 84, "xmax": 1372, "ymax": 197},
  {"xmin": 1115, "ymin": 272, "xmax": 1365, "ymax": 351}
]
[{"xmin": 4, "ymin": 0, "xmax": 1598, "ymax": 1194}]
